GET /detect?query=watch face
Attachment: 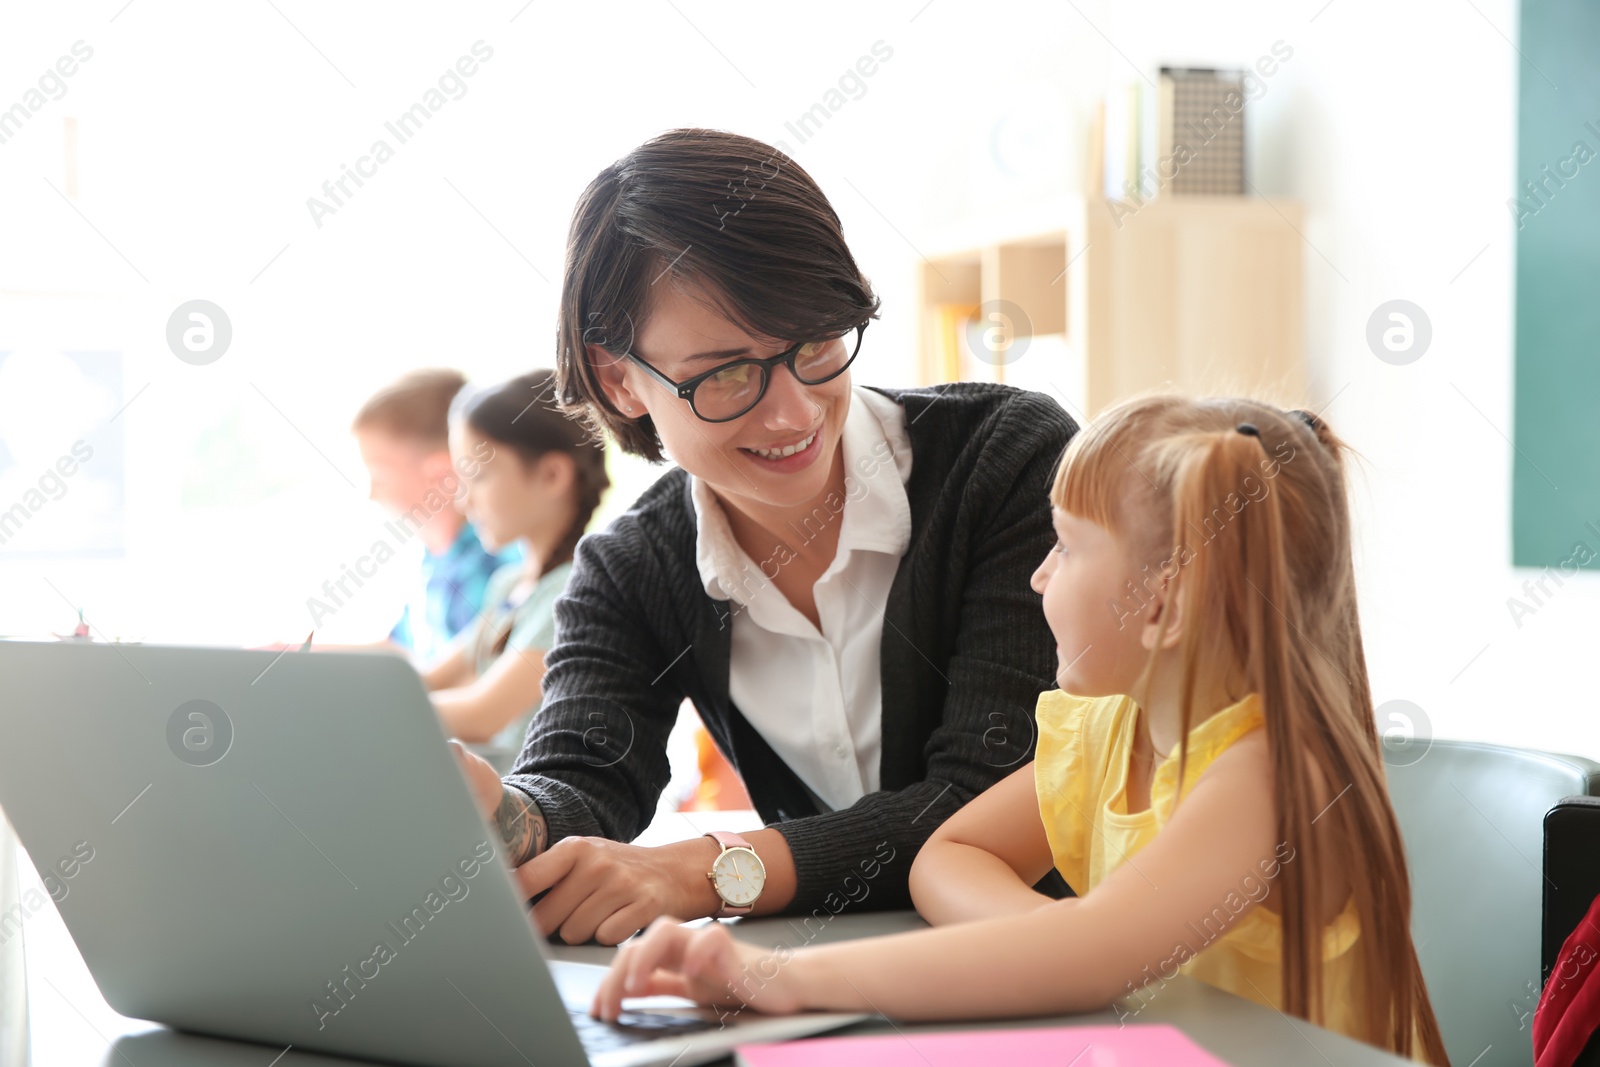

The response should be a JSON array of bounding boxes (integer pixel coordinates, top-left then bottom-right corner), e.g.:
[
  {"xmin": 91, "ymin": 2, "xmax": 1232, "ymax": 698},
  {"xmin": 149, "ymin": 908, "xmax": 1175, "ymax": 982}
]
[{"xmin": 712, "ymin": 847, "xmax": 766, "ymax": 907}]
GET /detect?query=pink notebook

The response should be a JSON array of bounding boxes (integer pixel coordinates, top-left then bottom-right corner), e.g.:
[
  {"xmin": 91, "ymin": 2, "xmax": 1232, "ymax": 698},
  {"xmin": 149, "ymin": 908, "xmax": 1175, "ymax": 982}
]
[{"xmin": 737, "ymin": 1024, "xmax": 1232, "ymax": 1066}]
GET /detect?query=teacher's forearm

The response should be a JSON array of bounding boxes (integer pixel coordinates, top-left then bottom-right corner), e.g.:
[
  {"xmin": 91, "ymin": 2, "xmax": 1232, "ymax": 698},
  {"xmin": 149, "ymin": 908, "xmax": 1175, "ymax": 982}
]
[
  {"xmin": 744, "ymin": 827, "xmax": 798, "ymax": 915},
  {"xmin": 671, "ymin": 828, "xmax": 799, "ymax": 918},
  {"xmin": 495, "ymin": 785, "xmax": 549, "ymax": 866}
]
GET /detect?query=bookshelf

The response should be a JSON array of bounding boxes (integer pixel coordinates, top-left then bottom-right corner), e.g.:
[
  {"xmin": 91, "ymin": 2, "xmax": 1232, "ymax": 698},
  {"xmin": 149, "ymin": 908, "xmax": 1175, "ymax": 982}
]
[{"xmin": 915, "ymin": 194, "xmax": 1305, "ymax": 418}]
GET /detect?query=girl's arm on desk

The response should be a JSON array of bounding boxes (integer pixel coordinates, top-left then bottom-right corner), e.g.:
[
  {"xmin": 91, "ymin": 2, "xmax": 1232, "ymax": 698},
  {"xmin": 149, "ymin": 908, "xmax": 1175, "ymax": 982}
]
[
  {"xmin": 420, "ymin": 640, "xmax": 474, "ymax": 691},
  {"xmin": 429, "ymin": 644, "xmax": 548, "ymax": 744},
  {"xmin": 908, "ymin": 760, "xmax": 1059, "ymax": 925},
  {"xmin": 593, "ymin": 733, "xmax": 1279, "ymax": 1022}
]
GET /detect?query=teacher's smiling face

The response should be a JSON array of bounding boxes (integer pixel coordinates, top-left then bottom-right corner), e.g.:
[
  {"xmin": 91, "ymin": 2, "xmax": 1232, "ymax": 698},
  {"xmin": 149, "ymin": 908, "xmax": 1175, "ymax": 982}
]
[
  {"xmin": 554, "ymin": 128, "xmax": 879, "ymax": 512},
  {"xmin": 591, "ymin": 278, "xmax": 853, "ymax": 514}
]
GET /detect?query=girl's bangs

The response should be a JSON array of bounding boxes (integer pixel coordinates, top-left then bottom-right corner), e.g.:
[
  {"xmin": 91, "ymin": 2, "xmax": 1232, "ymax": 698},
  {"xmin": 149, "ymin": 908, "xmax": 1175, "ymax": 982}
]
[{"xmin": 1049, "ymin": 409, "xmax": 1150, "ymax": 535}]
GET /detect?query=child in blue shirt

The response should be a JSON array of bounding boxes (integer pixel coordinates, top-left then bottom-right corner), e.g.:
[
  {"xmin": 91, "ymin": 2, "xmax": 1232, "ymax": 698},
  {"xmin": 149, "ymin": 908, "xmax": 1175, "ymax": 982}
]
[{"xmin": 352, "ymin": 368, "xmax": 510, "ymax": 661}]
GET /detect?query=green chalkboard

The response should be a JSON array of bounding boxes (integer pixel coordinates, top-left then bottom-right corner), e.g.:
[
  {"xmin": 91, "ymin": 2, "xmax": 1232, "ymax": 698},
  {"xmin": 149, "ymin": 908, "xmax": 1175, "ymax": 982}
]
[{"xmin": 1512, "ymin": 0, "xmax": 1600, "ymax": 567}]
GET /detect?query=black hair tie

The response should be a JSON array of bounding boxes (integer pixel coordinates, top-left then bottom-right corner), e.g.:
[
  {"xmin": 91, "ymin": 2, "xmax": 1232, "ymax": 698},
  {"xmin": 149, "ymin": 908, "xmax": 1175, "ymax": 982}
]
[{"xmin": 1236, "ymin": 423, "xmax": 1261, "ymax": 437}]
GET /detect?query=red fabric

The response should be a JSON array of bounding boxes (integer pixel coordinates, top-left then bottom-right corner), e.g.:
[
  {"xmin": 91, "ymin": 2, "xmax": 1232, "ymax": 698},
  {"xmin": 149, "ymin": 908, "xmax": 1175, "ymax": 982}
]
[{"xmin": 1535, "ymin": 891, "xmax": 1600, "ymax": 1067}]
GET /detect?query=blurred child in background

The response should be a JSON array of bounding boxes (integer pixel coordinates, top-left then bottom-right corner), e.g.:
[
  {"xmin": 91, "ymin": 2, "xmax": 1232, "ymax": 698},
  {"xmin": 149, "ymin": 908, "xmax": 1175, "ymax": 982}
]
[
  {"xmin": 422, "ymin": 370, "xmax": 609, "ymax": 772},
  {"xmin": 352, "ymin": 368, "xmax": 511, "ymax": 662}
]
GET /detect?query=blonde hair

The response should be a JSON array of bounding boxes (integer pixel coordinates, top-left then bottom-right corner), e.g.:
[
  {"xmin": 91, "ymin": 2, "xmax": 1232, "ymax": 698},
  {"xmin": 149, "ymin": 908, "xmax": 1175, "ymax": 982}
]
[
  {"xmin": 352, "ymin": 368, "xmax": 466, "ymax": 447},
  {"xmin": 1051, "ymin": 395, "xmax": 1446, "ymax": 1065}
]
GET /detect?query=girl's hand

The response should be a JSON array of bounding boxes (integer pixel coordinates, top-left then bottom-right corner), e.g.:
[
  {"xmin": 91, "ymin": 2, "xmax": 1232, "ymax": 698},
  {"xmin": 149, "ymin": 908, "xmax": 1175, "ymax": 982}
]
[{"xmin": 590, "ymin": 918, "xmax": 805, "ymax": 1022}]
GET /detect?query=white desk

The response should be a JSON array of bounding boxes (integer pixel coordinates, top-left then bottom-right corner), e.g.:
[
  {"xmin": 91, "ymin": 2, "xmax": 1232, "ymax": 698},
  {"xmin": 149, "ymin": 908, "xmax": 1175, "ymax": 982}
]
[{"xmin": 7, "ymin": 813, "xmax": 1413, "ymax": 1066}]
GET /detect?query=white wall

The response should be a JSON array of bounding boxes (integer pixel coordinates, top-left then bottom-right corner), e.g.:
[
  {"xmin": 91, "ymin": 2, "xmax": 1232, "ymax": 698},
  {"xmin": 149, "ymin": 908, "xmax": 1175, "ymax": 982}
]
[
  {"xmin": 1, "ymin": 0, "xmax": 1589, "ymax": 758},
  {"xmin": 1099, "ymin": 0, "xmax": 1599, "ymax": 761},
  {"xmin": 861, "ymin": 0, "xmax": 1597, "ymax": 760}
]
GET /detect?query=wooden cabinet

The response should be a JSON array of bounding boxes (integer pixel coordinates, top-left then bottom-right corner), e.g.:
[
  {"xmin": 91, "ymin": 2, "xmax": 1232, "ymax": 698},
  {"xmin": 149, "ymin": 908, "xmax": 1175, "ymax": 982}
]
[{"xmin": 916, "ymin": 195, "xmax": 1305, "ymax": 418}]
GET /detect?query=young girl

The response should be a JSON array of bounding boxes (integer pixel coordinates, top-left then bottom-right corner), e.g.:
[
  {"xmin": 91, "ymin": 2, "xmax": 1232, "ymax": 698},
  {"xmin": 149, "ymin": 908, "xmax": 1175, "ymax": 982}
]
[
  {"xmin": 422, "ymin": 370, "xmax": 608, "ymax": 771},
  {"xmin": 589, "ymin": 395, "xmax": 1448, "ymax": 1064}
]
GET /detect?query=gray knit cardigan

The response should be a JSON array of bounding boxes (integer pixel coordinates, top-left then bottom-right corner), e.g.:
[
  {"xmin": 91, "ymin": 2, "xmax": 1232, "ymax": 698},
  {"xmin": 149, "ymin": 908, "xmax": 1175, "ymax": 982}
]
[{"xmin": 505, "ymin": 382, "xmax": 1078, "ymax": 914}]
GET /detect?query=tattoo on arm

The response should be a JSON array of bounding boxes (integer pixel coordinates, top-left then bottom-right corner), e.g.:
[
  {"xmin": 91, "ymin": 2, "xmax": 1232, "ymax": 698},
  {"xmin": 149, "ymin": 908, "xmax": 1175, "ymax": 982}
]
[{"xmin": 495, "ymin": 787, "xmax": 548, "ymax": 865}]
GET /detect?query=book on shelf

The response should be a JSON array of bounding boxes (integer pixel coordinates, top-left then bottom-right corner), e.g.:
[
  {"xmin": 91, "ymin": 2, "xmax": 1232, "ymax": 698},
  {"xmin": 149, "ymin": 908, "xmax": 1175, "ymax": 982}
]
[
  {"xmin": 923, "ymin": 302, "xmax": 978, "ymax": 385},
  {"xmin": 1088, "ymin": 67, "xmax": 1250, "ymax": 204}
]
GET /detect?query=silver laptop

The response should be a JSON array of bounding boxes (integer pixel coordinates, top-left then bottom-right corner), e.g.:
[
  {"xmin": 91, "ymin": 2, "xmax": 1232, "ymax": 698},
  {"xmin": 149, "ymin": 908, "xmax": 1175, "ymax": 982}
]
[{"xmin": 0, "ymin": 641, "xmax": 868, "ymax": 1067}]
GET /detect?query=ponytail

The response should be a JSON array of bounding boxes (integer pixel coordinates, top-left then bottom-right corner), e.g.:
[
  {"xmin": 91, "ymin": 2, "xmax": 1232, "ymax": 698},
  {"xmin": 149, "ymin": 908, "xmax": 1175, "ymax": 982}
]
[{"xmin": 1054, "ymin": 397, "xmax": 1448, "ymax": 1064}]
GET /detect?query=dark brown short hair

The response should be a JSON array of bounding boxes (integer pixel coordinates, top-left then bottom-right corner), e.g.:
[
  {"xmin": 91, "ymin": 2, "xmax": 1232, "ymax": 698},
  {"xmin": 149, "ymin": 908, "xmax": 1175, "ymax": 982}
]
[
  {"xmin": 352, "ymin": 368, "xmax": 466, "ymax": 448},
  {"xmin": 555, "ymin": 128, "xmax": 881, "ymax": 462}
]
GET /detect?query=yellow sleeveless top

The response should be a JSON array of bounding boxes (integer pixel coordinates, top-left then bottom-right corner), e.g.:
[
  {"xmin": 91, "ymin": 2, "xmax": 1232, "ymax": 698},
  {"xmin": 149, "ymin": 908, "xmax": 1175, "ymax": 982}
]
[{"xmin": 1032, "ymin": 689, "xmax": 1367, "ymax": 1041}]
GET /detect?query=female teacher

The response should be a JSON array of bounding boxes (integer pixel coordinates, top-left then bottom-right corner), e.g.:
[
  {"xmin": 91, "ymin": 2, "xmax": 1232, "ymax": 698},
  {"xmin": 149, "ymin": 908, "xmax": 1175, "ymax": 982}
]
[{"xmin": 451, "ymin": 127, "xmax": 1077, "ymax": 945}]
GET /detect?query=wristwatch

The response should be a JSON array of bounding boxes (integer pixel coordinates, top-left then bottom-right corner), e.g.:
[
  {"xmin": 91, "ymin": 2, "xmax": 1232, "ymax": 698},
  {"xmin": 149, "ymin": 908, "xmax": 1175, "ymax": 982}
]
[{"xmin": 704, "ymin": 830, "xmax": 766, "ymax": 918}]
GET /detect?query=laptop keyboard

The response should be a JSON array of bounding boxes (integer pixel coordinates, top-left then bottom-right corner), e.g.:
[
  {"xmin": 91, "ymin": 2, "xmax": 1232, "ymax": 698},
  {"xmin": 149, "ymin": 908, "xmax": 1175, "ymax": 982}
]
[{"xmin": 567, "ymin": 1004, "xmax": 720, "ymax": 1052}]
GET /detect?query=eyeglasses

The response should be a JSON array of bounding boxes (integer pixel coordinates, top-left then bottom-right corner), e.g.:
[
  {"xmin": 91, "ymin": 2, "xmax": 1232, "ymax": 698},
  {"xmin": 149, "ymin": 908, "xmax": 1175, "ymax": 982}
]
[{"xmin": 622, "ymin": 322, "xmax": 867, "ymax": 424}]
